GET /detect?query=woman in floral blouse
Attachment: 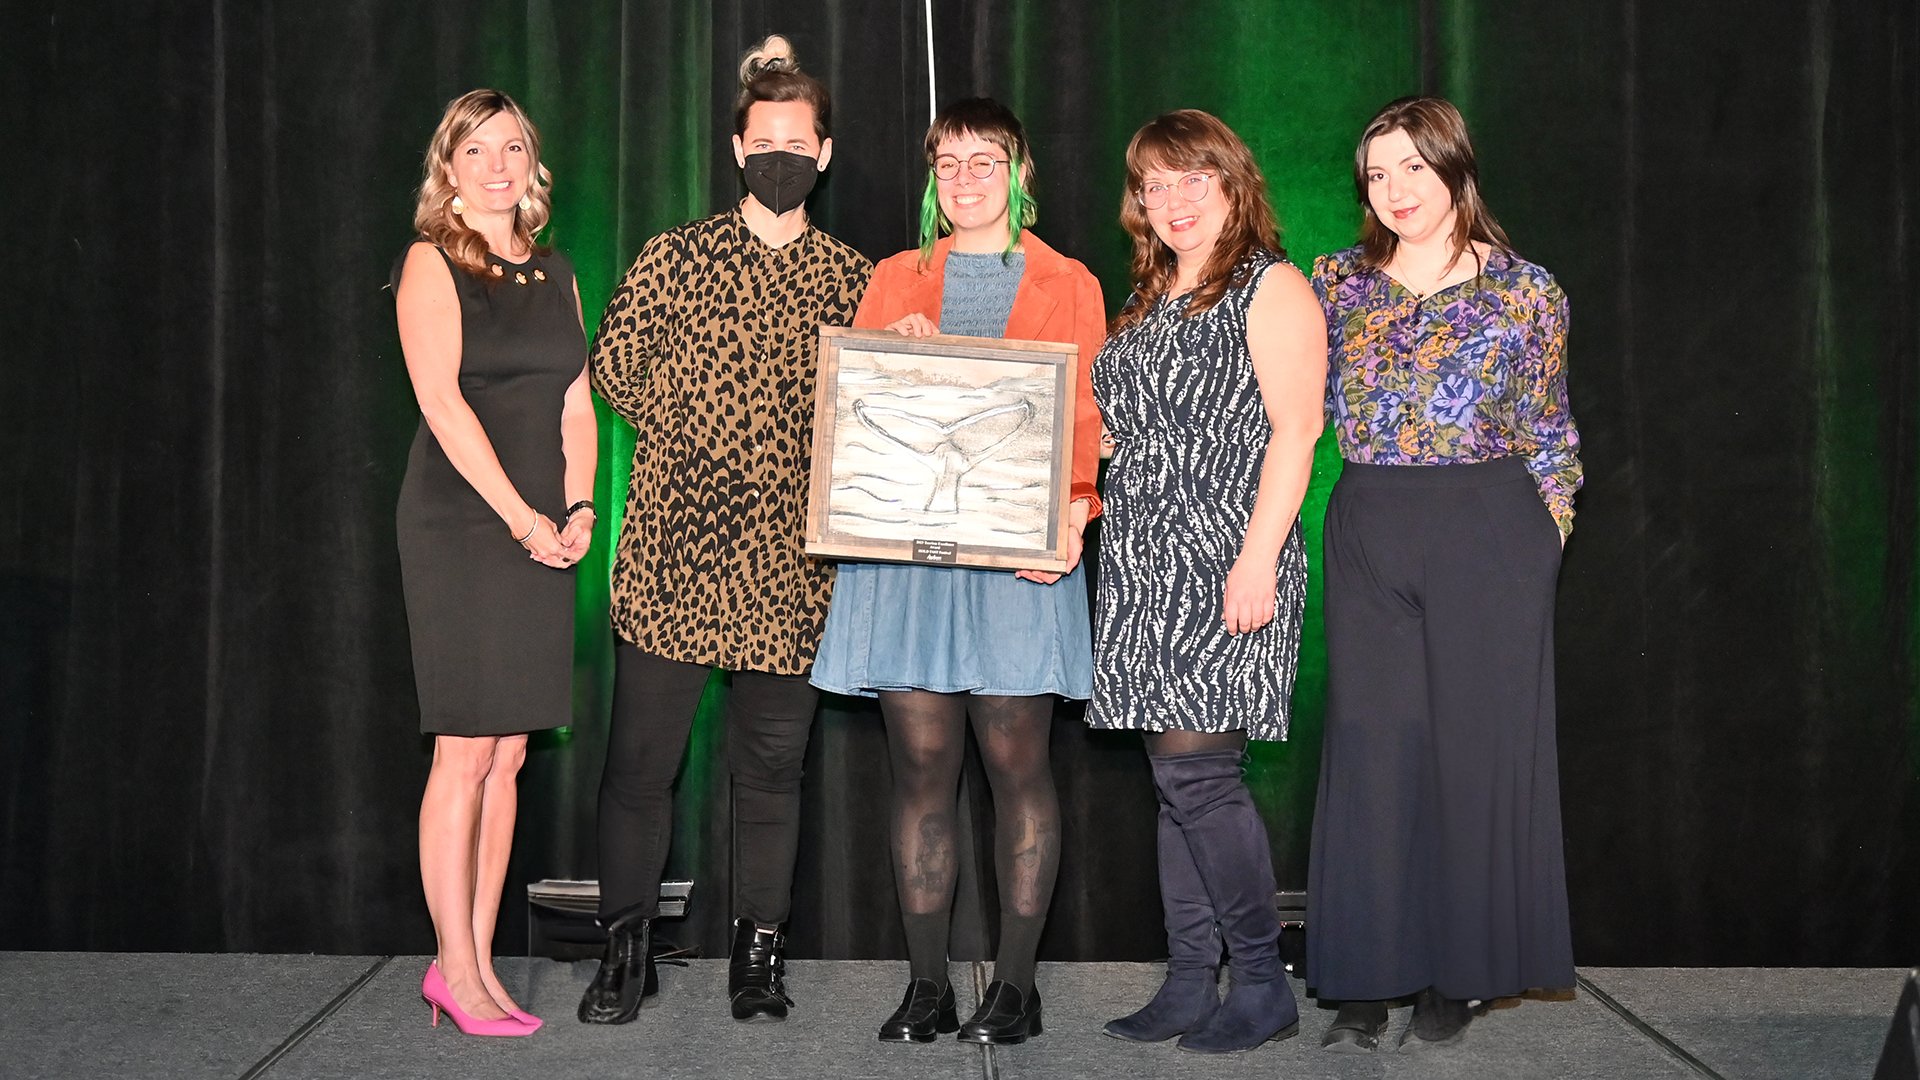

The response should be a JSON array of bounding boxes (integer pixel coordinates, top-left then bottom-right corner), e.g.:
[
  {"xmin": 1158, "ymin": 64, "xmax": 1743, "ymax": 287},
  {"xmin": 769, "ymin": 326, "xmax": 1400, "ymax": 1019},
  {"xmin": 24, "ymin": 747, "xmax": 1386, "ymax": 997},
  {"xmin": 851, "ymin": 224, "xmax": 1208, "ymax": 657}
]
[{"xmin": 1305, "ymin": 96, "xmax": 1580, "ymax": 1053}]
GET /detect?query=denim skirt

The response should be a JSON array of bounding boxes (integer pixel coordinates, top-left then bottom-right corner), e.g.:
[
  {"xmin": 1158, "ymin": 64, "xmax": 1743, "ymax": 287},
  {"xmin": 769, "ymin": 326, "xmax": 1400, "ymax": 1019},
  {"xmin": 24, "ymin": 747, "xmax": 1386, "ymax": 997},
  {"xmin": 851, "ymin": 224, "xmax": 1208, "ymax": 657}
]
[{"xmin": 809, "ymin": 560, "xmax": 1093, "ymax": 699}]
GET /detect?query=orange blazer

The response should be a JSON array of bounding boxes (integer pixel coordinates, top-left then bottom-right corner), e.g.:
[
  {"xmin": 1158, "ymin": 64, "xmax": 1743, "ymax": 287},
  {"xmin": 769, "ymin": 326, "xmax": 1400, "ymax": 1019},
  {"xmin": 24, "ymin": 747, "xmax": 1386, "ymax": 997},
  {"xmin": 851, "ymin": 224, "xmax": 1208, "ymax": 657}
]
[{"xmin": 851, "ymin": 232, "xmax": 1107, "ymax": 519}]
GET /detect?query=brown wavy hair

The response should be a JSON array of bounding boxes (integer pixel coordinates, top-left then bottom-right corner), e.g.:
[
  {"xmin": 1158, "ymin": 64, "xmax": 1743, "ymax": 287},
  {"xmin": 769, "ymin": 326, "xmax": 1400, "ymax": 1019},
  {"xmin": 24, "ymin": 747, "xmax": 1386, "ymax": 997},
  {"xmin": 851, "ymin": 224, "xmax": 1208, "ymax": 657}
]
[
  {"xmin": 412, "ymin": 89, "xmax": 553, "ymax": 279},
  {"xmin": 1112, "ymin": 110, "xmax": 1284, "ymax": 334},
  {"xmin": 1354, "ymin": 96, "xmax": 1511, "ymax": 273},
  {"xmin": 734, "ymin": 34, "xmax": 831, "ymax": 140}
]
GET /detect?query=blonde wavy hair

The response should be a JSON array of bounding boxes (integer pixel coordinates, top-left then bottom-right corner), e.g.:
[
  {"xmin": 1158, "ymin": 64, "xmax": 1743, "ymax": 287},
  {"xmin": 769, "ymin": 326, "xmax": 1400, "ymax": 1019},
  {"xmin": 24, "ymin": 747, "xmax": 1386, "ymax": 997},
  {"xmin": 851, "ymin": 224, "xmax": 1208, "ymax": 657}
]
[{"xmin": 412, "ymin": 89, "xmax": 553, "ymax": 279}]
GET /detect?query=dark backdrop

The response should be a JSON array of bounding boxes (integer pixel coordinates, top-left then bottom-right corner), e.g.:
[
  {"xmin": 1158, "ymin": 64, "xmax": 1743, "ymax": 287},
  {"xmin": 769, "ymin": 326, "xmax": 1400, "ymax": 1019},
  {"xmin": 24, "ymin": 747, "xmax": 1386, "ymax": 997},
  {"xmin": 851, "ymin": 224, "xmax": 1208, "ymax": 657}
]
[{"xmin": 2, "ymin": 0, "xmax": 1915, "ymax": 967}]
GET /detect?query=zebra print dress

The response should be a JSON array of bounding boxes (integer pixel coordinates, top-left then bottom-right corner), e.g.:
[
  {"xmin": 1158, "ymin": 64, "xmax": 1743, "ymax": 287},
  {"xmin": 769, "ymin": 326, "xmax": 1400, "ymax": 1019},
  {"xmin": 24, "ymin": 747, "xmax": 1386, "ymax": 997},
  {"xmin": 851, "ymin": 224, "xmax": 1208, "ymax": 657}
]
[{"xmin": 1087, "ymin": 252, "xmax": 1307, "ymax": 741}]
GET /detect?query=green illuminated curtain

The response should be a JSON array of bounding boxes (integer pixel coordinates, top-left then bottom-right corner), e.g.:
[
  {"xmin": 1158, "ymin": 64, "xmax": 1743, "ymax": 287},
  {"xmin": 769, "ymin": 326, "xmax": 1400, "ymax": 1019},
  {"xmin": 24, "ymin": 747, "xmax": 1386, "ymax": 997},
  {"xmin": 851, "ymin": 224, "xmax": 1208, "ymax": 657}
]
[
  {"xmin": 383, "ymin": 0, "xmax": 1430, "ymax": 962},
  {"xmin": 3, "ymin": 0, "xmax": 1914, "ymax": 967}
]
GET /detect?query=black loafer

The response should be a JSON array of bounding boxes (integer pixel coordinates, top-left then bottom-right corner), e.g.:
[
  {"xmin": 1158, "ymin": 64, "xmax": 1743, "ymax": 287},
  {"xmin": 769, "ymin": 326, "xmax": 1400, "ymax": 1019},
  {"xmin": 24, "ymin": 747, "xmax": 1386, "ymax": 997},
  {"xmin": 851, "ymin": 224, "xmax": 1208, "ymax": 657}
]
[
  {"xmin": 957, "ymin": 981, "xmax": 1042, "ymax": 1045},
  {"xmin": 1398, "ymin": 987, "xmax": 1471, "ymax": 1050},
  {"xmin": 1320, "ymin": 1000, "xmax": 1389, "ymax": 1053},
  {"xmin": 877, "ymin": 979, "xmax": 959, "ymax": 1043}
]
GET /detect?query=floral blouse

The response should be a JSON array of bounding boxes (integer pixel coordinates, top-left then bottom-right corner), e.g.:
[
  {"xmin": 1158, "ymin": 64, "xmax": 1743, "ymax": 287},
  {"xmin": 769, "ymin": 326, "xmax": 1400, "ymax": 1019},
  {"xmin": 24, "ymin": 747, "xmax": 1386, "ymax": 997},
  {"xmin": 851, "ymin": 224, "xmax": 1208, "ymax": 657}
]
[{"xmin": 1311, "ymin": 245, "xmax": 1582, "ymax": 536}]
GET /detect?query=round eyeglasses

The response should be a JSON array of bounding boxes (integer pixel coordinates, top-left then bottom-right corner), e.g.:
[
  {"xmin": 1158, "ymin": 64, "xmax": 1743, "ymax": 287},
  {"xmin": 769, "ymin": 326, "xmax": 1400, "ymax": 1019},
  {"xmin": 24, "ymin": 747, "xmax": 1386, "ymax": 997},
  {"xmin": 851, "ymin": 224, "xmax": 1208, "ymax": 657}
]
[
  {"xmin": 933, "ymin": 154, "xmax": 1012, "ymax": 181},
  {"xmin": 1138, "ymin": 172, "xmax": 1212, "ymax": 210}
]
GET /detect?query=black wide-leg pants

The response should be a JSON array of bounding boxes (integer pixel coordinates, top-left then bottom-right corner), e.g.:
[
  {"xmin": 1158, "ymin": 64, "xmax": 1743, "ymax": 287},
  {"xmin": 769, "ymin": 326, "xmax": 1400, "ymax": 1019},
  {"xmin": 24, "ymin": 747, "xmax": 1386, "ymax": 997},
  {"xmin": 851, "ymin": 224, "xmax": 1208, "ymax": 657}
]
[
  {"xmin": 596, "ymin": 644, "xmax": 819, "ymax": 925},
  {"xmin": 1306, "ymin": 457, "xmax": 1575, "ymax": 1002}
]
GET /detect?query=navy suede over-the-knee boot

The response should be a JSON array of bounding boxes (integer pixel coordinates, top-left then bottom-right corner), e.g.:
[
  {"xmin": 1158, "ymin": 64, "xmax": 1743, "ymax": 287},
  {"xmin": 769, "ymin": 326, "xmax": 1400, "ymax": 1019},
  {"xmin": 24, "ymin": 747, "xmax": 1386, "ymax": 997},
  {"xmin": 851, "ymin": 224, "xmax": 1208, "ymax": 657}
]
[
  {"xmin": 1156, "ymin": 748, "xmax": 1300, "ymax": 1054},
  {"xmin": 1103, "ymin": 788, "xmax": 1221, "ymax": 1041}
]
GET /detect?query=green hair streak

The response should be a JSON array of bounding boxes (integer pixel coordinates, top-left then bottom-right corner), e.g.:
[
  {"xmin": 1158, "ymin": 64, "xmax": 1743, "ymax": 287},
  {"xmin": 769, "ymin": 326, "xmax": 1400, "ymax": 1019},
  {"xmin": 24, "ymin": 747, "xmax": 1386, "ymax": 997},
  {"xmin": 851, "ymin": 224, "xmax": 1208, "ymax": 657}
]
[
  {"xmin": 917, "ymin": 174, "xmax": 947, "ymax": 266},
  {"xmin": 1004, "ymin": 155, "xmax": 1037, "ymax": 262}
]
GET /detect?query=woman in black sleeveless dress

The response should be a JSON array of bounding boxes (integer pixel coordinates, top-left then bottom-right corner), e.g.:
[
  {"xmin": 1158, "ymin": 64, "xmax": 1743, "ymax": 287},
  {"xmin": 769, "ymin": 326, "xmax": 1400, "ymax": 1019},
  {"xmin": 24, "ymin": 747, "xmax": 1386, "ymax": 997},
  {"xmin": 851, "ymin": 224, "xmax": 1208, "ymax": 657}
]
[
  {"xmin": 392, "ymin": 90, "xmax": 593, "ymax": 1037},
  {"xmin": 1088, "ymin": 111, "xmax": 1327, "ymax": 1055}
]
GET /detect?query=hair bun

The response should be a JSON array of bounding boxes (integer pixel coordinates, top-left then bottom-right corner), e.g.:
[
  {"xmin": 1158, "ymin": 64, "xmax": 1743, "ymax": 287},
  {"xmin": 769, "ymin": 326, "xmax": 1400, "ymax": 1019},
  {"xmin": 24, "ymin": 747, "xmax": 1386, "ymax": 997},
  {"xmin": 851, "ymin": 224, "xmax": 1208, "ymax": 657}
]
[{"xmin": 739, "ymin": 34, "xmax": 798, "ymax": 85}]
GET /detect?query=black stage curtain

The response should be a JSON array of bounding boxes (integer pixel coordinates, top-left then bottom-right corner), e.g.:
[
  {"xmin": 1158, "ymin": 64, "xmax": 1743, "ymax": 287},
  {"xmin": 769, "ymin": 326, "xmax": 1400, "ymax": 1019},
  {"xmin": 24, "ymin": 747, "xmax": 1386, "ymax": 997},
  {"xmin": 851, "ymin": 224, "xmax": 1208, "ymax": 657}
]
[{"xmin": 3, "ymin": 1, "xmax": 1915, "ymax": 968}]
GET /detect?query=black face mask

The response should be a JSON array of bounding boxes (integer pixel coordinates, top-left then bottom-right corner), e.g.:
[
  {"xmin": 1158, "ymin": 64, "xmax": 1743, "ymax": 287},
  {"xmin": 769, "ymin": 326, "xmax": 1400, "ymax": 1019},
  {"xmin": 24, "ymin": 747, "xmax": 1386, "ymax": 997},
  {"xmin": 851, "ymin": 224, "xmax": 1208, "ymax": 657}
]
[{"xmin": 742, "ymin": 150, "xmax": 819, "ymax": 215}]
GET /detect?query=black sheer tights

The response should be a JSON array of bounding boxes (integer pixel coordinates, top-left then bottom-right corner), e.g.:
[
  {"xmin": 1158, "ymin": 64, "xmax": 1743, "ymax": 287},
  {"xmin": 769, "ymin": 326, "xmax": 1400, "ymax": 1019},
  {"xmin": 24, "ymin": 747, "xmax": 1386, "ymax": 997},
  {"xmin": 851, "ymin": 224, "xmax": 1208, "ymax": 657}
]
[
  {"xmin": 1143, "ymin": 729, "xmax": 1247, "ymax": 758},
  {"xmin": 880, "ymin": 690, "xmax": 1059, "ymax": 990}
]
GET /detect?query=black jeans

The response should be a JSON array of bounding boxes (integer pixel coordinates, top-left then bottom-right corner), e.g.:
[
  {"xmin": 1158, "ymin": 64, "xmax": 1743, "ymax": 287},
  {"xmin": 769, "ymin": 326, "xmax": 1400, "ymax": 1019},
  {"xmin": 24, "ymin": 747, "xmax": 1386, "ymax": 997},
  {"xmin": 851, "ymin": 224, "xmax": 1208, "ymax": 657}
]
[{"xmin": 596, "ymin": 644, "xmax": 819, "ymax": 924}]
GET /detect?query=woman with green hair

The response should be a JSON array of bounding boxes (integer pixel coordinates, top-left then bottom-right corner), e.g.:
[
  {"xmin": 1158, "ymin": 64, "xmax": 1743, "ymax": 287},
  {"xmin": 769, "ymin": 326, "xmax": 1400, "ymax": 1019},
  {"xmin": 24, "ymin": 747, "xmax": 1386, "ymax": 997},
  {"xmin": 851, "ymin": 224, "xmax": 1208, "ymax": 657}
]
[{"xmin": 810, "ymin": 96, "xmax": 1106, "ymax": 1046}]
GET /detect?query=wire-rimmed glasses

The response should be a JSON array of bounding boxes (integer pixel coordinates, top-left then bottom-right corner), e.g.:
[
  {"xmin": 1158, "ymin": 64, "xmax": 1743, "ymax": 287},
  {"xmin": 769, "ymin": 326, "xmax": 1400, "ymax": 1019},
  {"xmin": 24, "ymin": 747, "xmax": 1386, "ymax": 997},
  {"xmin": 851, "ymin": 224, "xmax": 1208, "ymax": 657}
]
[
  {"xmin": 1138, "ymin": 172, "xmax": 1212, "ymax": 209},
  {"xmin": 933, "ymin": 154, "xmax": 1012, "ymax": 181}
]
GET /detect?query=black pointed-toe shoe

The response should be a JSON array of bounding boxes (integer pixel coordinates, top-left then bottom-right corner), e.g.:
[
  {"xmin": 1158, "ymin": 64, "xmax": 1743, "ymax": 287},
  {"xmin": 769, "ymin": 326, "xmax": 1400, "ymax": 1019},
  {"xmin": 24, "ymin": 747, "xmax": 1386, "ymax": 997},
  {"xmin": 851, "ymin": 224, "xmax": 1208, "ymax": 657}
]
[
  {"xmin": 1320, "ymin": 1000, "xmax": 1389, "ymax": 1053},
  {"xmin": 877, "ymin": 978, "xmax": 960, "ymax": 1043},
  {"xmin": 957, "ymin": 980, "xmax": 1042, "ymax": 1045},
  {"xmin": 728, "ymin": 918, "xmax": 793, "ymax": 1022},
  {"xmin": 1397, "ymin": 987, "xmax": 1471, "ymax": 1050},
  {"xmin": 577, "ymin": 908, "xmax": 658, "ymax": 1024}
]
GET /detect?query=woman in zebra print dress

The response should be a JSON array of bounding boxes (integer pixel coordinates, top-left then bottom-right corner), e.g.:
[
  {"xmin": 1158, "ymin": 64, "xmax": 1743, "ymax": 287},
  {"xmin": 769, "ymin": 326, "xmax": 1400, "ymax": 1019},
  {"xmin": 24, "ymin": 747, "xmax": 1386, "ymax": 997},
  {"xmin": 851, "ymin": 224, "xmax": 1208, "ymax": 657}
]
[{"xmin": 1088, "ymin": 110, "xmax": 1326, "ymax": 1055}]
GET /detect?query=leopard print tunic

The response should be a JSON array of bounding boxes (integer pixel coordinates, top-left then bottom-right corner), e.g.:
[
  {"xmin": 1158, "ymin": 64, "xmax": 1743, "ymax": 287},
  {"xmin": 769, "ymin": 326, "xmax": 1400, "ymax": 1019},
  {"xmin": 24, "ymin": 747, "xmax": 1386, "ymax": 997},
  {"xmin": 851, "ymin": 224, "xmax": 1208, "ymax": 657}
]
[{"xmin": 591, "ymin": 210, "xmax": 871, "ymax": 673}]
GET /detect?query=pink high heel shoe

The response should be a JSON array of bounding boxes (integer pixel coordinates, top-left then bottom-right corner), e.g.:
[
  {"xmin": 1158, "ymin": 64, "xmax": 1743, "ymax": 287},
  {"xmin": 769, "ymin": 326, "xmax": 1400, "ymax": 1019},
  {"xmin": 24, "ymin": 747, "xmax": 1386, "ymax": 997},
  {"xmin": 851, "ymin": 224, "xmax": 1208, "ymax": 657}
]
[
  {"xmin": 422, "ymin": 963, "xmax": 534, "ymax": 1037},
  {"xmin": 507, "ymin": 1007, "xmax": 544, "ymax": 1032}
]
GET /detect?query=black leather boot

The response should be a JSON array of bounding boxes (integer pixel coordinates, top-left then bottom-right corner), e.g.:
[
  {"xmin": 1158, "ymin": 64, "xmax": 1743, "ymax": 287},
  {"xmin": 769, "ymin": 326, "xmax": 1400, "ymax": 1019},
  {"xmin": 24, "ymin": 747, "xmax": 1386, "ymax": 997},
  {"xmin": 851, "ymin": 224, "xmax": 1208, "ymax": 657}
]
[
  {"xmin": 728, "ymin": 918, "xmax": 792, "ymax": 1022},
  {"xmin": 577, "ymin": 905, "xmax": 658, "ymax": 1024},
  {"xmin": 877, "ymin": 978, "xmax": 959, "ymax": 1043},
  {"xmin": 1398, "ymin": 986, "xmax": 1471, "ymax": 1049},
  {"xmin": 1321, "ymin": 999, "xmax": 1389, "ymax": 1052},
  {"xmin": 957, "ymin": 981, "xmax": 1042, "ymax": 1045}
]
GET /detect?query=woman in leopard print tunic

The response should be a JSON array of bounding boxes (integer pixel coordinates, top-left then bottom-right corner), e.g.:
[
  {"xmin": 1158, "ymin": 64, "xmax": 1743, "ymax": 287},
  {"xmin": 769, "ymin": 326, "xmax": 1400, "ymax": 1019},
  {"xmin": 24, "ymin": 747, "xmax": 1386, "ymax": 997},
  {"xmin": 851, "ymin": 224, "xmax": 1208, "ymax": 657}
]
[{"xmin": 578, "ymin": 36, "xmax": 871, "ymax": 1028}]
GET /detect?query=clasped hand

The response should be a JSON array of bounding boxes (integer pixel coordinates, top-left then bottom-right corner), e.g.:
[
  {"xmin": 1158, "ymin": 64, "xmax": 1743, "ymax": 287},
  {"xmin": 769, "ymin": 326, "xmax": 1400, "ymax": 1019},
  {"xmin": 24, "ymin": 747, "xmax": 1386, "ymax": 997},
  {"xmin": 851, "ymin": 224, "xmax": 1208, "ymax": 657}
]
[{"xmin": 521, "ymin": 512, "xmax": 592, "ymax": 569}]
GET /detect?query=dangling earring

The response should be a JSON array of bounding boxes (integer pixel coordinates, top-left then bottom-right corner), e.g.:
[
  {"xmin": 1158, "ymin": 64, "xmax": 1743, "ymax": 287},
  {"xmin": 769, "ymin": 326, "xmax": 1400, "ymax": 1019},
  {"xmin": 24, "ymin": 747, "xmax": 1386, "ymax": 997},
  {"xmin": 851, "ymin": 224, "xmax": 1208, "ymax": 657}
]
[
  {"xmin": 450, "ymin": 193, "xmax": 466, "ymax": 215},
  {"xmin": 518, "ymin": 192, "xmax": 533, "ymax": 212}
]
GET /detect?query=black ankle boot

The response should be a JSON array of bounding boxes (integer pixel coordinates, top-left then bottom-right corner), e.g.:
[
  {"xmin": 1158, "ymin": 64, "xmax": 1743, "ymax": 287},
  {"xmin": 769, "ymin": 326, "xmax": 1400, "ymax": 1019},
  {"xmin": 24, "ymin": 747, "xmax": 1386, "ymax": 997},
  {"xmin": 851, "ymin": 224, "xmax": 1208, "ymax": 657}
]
[
  {"xmin": 577, "ymin": 906, "xmax": 657, "ymax": 1024},
  {"xmin": 1321, "ymin": 999, "xmax": 1389, "ymax": 1052},
  {"xmin": 877, "ymin": 978, "xmax": 959, "ymax": 1043},
  {"xmin": 728, "ymin": 918, "xmax": 792, "ymax": 1021},
  {"xmin": 1398, "ymin": 987, "xmax": 1471, "ymax": 1049},
  {"xmin": 957, "ymin": 981, "xmax": 1042, "ymax": 1045}
]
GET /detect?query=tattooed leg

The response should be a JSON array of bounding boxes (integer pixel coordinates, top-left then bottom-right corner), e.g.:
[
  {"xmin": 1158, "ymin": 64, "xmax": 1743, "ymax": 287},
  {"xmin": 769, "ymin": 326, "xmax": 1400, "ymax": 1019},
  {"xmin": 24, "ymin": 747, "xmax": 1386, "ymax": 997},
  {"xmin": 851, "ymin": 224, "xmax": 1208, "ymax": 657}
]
[
  {"xmin": 905, "ymin": 812, "xmax": 958, "ymax": 904},
  {"xmin": 971, "ymin": 694, "xmax": 1060, "ymax": 991},
  {"xmin": 880, "ymin": 690, "xmax": 968, "ymax": 983}
]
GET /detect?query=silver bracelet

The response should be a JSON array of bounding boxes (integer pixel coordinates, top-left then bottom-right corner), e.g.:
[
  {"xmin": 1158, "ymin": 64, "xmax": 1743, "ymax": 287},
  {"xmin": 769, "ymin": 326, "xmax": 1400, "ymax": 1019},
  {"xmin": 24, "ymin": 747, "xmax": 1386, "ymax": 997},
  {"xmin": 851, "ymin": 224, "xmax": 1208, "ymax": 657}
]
[{"xmin": 513, "ymin": 515, "xmax": 539, "ymax": 545}]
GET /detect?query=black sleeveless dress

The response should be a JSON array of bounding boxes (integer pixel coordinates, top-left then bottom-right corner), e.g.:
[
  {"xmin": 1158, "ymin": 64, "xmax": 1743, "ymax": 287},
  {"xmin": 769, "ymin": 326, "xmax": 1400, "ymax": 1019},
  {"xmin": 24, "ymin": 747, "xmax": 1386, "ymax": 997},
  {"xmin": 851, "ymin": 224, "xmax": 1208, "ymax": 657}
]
[{"xmin": 393, "ymin": 245, "xmax": 583, "ymax": 736}]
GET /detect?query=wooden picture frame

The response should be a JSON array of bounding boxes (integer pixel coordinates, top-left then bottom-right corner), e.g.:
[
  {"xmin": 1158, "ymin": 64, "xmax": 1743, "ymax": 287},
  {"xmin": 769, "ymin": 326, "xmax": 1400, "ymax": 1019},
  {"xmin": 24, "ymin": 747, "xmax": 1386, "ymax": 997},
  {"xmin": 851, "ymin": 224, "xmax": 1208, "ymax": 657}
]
[{"xmin": 806, "ymin": 325, "xmax": 1079, "ymax": 571}]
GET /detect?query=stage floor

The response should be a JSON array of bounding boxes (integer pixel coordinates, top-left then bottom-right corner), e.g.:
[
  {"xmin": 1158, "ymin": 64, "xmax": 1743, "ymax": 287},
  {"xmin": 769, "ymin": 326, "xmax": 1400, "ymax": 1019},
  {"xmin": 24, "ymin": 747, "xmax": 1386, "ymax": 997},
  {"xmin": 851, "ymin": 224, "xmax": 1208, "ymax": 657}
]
[{"xmin": 0, "ymin": 953, "xmax": 1902, "ymax": 1079}]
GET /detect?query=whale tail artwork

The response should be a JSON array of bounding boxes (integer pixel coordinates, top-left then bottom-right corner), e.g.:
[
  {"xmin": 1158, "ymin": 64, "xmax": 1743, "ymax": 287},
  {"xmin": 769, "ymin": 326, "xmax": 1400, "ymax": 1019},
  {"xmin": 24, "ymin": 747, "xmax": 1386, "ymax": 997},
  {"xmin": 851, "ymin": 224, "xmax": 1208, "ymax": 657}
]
[{"xmin": 851, "ymin": 398, "xmax": 1034, "ymax": 513}]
